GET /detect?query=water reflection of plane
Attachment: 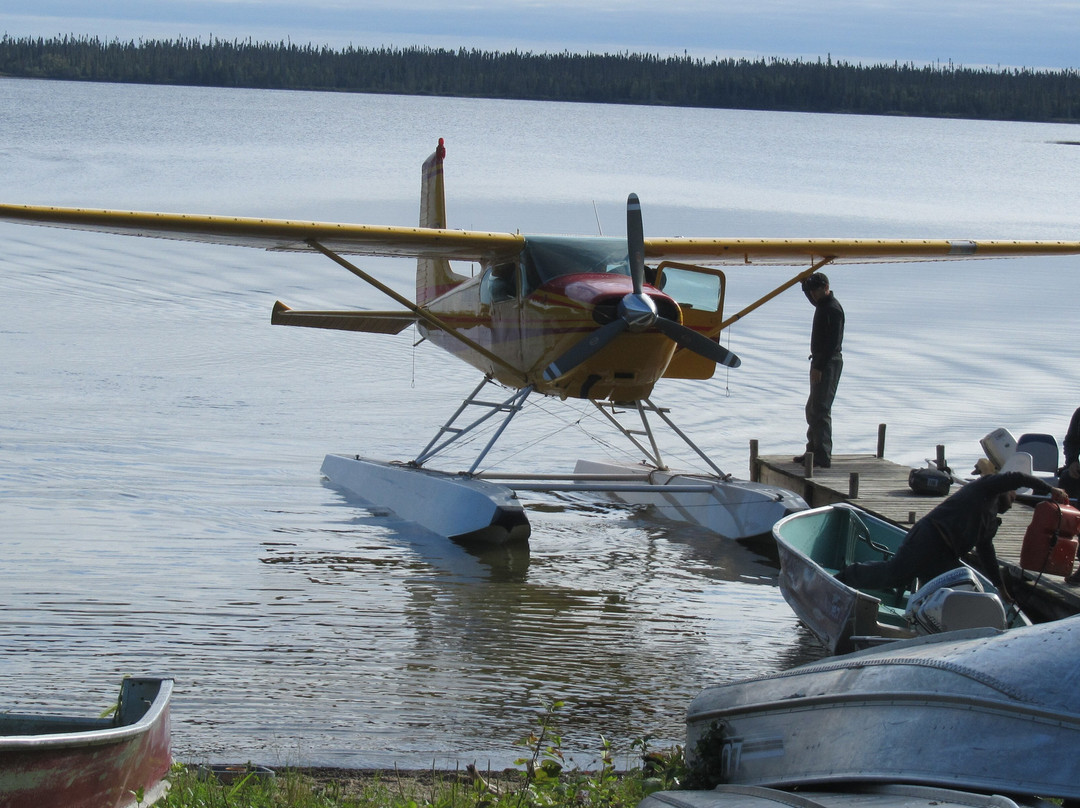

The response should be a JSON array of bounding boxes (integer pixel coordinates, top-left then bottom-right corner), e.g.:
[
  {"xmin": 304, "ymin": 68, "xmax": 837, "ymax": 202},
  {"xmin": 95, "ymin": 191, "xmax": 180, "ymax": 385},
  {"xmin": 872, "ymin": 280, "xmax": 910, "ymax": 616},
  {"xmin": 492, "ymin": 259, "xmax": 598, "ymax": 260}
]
[
  {"xmin": 321, "ymin": 479, "xmax": 532, "ymax": 583},
  {"xmin": 261, "ymin": 483, "xmax": 822, "ymax": 764},
  {"xmin": 396, "ymin": 503, "xmax": 804, "ymax": 725}
]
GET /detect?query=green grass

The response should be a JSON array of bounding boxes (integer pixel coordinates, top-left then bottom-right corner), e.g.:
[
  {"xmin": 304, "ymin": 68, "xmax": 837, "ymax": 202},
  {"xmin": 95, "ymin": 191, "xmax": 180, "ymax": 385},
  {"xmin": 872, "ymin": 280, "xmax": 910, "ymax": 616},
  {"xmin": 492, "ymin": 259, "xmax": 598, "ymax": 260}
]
[
  {"xmin": 155, "ymin": 760, "xmax": 673, "ymax": 808},
  {"xmin": 155, "ymin": 701, "xmax": 687, "ymax": 808}
]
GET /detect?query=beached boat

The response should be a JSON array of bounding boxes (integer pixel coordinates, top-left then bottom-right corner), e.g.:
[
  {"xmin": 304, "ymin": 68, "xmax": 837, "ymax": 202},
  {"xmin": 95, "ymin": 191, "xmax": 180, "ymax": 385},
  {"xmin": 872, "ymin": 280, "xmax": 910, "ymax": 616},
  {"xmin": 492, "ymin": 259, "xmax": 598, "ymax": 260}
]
[
  {"xmin": 0, "ymin": 676, "xmax": 173, "ymax": 808},
  {"xmin": 773, "ymin": 503, "xmax": 1028, "ymax": 654},
  {"xmin": 641, "ymin": 783, "xmax": 1056, "ymax": 808},
  {"xmin": 685, "ymin": 616, "xmax": 1080, "ymax": 798}
]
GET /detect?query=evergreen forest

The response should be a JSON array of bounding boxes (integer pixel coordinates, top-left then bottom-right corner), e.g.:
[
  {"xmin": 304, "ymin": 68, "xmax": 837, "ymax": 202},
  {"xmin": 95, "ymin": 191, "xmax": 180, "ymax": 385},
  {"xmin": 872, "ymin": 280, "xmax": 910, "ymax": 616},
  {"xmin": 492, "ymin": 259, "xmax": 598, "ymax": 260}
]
[{"xmin": 2, "ymin": 34, "xmax": 1079, "ymax": 123}]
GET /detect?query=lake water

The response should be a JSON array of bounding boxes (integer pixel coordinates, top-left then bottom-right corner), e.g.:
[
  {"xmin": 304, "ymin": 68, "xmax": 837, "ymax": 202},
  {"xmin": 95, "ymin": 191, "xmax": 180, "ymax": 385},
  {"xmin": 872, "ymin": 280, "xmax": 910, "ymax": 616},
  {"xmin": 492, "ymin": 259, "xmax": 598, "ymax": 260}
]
[{"xmin": 2, "ymin": 78, "xmax": 1080, "ymax": 769}]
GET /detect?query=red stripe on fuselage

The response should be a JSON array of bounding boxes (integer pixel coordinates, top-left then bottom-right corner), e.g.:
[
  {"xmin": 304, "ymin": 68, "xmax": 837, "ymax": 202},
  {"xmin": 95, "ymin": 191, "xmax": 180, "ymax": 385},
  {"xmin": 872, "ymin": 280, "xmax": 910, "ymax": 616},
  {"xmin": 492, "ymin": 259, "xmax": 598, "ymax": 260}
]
[{"xmin": 536, "ymin": 274, "xmax": 680, "ymax": 320}]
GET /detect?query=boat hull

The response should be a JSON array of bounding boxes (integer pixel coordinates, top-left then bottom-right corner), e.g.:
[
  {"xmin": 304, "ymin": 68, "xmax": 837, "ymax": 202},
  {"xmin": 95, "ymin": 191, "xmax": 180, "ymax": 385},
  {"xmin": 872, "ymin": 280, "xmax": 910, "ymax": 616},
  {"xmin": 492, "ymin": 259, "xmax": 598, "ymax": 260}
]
[
  {"xmin": 573, "ymin": 459, "xmax": 806, "ymax": 539},
  {"xmin": 774, "ymin": 504, "xmax": 910, "ymax": 653},
  {"xmin": 0, "ymin": 677, "xmax": 173, "ymax": 808},
  {"xmin": 641, "ymin": 783, "xmax": 1052, "ymax": 808},
  {"xmin": 774, "ymin": 504, "xmax": 1025, "ymax": 654},
  {"xmin": 685, "ymin": 617, "xmax": 1080, "ymax": 798},
  {"xmin": 322, "ymin": 454, "xmax": 531, "ymax": 544}
]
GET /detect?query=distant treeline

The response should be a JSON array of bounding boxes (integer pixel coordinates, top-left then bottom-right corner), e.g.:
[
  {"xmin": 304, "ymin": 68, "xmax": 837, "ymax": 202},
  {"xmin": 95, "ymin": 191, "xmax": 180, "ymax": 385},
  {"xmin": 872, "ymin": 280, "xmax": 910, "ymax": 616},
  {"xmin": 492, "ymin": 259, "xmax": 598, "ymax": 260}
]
[{"xmin": 3, "ymin": 35, "xmax": 1080, "ymax": 123}]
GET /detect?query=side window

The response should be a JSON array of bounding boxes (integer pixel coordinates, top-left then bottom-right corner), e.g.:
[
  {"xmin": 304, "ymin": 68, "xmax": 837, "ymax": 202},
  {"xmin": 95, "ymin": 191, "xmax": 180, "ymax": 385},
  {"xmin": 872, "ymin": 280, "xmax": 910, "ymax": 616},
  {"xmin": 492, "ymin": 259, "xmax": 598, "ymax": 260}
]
[
  {"xmin": 480, "ymin": 262, "xmax": 518, "ymax": 305},
  {"xmin": 657, "ymin": 266, "xmax": 722, "ymax": 312}
]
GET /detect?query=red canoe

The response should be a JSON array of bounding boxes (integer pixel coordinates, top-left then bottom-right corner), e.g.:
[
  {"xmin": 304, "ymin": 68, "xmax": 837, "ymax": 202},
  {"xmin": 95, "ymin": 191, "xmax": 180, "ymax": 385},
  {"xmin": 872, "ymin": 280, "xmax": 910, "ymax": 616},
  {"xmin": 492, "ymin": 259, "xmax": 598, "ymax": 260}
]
[{"xmin": 0, "ymin": 677, "xmax": 173, "ymax": 808}]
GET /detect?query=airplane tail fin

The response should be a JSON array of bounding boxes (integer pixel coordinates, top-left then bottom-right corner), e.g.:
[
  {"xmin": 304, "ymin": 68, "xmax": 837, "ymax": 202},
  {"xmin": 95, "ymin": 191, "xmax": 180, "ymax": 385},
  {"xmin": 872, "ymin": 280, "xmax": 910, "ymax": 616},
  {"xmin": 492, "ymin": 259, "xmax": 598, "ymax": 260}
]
[{"xmin": 417, "ymin": 138, "xmax": 466, "ymax": 305}]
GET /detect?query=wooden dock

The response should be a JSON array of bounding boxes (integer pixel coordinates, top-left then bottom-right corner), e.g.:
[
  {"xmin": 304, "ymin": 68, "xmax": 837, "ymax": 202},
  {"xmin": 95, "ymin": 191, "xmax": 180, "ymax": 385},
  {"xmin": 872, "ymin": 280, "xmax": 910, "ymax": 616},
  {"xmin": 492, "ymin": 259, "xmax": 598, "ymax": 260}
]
[{"xmin": 752, "ymin": 450, "xmax": 1080, "ymax": 621}]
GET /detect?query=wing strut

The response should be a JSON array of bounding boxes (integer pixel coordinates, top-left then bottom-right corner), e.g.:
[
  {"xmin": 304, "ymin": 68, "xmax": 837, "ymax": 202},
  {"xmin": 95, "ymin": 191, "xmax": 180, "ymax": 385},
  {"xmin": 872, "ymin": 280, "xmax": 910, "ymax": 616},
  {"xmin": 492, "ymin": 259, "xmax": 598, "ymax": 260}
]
[
  {"xmin": 714, "ymin": 256, "xmax": 836, "ymax": 333},
  {"xmin": 306, "ymin": 239, "xmax": 527, "ymax": 383}
]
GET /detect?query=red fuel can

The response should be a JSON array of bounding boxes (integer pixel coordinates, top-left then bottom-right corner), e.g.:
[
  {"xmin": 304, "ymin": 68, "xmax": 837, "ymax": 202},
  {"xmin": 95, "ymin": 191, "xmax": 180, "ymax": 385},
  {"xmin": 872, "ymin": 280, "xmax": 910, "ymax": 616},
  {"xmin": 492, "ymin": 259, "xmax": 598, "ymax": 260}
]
[{"xmin": 1020, "ymin": 501, "xmax": 1080, "ymax": 576}]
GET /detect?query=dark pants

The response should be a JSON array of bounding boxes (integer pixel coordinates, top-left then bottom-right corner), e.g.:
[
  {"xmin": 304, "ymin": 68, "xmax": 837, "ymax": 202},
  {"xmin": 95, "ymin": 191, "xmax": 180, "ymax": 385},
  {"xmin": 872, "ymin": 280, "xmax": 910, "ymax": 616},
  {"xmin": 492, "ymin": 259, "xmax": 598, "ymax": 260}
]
[
  {"xmin": 836, "ymin": 520, "xmax": 960, "ymax": 591},
  {"xmin": 805, "ymin": 355, "xmax": 843, "ymax": 464}
]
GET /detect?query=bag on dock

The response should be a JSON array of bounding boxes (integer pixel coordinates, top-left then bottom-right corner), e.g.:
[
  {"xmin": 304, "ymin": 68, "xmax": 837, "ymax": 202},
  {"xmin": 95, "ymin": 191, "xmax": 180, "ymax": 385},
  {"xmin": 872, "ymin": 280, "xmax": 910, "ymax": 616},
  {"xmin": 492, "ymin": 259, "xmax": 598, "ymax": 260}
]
[{"xmin": 908, "ymin": 466, "xmax": 952, "ymax": 496}]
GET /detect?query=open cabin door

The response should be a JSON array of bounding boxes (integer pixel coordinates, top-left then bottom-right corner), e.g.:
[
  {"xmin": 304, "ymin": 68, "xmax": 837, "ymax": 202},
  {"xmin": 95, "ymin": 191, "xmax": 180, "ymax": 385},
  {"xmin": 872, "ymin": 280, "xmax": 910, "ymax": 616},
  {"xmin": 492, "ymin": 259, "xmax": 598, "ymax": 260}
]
[{"xmin": 655, "ymin": 262, "xmax": 727, "ymax": 380}]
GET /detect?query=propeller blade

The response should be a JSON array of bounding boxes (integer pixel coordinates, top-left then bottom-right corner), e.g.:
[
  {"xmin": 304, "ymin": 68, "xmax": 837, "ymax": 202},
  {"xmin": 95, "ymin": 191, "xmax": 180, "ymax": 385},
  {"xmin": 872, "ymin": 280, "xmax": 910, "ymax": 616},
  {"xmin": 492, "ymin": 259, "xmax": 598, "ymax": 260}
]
[
  {"xmin": 626, "ymin": 193, "xmax": 645, "ymax": 296},
  {"xmin": 543, "ymin": 319, "xmax": 628, "ymax": 381},
  {"xmin": 543, "ymin": 195, "xmax": 739, "ymax": 383},
  {"xmin": 654, "ymin": 317, "xmax": 741, "ymax": 368}
]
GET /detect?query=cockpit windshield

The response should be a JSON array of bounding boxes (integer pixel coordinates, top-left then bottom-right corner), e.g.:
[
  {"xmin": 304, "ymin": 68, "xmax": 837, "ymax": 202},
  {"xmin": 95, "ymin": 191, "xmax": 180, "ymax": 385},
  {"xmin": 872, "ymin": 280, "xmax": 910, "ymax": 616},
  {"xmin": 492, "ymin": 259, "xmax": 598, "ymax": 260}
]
[{"xmin": 522, "ymin": 236, "xmax": 630, "ymax": 293}]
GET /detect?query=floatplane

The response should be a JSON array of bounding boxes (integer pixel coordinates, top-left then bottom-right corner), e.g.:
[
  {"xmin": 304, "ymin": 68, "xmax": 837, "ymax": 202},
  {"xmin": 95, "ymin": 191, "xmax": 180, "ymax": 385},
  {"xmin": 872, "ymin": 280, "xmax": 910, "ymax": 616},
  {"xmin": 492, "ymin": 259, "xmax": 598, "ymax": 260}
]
[{"xmin": 5, "ymin": 140, "xmax": 1080, "ymax": 545}]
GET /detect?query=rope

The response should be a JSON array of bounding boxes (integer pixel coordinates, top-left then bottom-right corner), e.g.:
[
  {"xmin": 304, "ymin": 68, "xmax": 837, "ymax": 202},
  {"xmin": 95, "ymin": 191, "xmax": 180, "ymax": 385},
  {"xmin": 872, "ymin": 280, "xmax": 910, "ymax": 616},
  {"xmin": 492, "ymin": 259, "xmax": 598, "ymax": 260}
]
[{"xmin": 1010, "ymin": 502, "xmax": 1064, "ymax": 623}]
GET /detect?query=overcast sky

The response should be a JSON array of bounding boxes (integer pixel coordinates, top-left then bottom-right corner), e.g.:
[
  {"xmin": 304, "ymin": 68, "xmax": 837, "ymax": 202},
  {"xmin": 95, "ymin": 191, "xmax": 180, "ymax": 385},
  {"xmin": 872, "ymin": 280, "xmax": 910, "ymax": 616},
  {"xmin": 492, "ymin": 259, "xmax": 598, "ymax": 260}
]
[{"xmin": 1, "ymin": 0, "xmax": 1077, "ymax": 70}]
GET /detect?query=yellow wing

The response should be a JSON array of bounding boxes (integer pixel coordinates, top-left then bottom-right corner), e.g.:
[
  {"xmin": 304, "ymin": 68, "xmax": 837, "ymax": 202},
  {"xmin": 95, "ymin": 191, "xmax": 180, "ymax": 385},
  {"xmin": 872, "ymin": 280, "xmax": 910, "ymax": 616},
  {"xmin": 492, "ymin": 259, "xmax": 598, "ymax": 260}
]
[
  {"xmin": 3, "ymin": 203, "xmax": 1080, "ymax": 265},
  {"xmin": 644, "ymin": 235, "xmax": 1080, "ymax": 265},
  {"xmin": 0, "ymin": 204, "xmax": 524, "ymax": 262}
]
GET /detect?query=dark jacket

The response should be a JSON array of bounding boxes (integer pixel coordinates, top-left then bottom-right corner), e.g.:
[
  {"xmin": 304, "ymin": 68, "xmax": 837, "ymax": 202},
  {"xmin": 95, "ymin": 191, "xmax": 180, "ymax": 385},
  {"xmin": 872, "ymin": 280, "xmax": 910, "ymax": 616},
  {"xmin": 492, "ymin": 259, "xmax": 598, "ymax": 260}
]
[
  {"xmin": 1064, "ymin": 407, "xmax": 1080, "ymax": 467},
  {"xmin": 925, "ymin": 471, "xmax": 1052, "ymax": 586},
  {"xmin": 809, "ymin": 292, "xmax": 844, "ymax": 372}
]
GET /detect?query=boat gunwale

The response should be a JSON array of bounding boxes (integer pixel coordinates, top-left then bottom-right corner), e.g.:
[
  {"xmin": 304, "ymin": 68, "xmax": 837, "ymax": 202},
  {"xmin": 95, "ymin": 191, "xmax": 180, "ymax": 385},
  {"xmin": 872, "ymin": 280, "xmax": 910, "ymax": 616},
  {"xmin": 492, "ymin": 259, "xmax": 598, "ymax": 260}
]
[
  {"xmin": 687, "ymin": 687, "xmax": 1080, "ymax": 728},
  {"xmin": 773, "ymin": 503, "xmax": 900, "ymax": 600},
  {"xmin": 0, "ymin": 677, "xmax": 173, "ymax": 752}
]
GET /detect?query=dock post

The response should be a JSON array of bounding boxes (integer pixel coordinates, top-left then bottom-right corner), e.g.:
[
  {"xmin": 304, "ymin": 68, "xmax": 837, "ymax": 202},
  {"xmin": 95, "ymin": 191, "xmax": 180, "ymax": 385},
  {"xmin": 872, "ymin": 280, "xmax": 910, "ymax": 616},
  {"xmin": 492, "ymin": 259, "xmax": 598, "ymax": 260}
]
[
  {"xmin": 908, "ymin": 510, "xmax": 917, "ymax": 524},
  {"xmin": 803, "ymin": 452, "xmax": 814, "ymax": 478},
  {"xmin": 750, "ymin": 439, "xmax": 759, "ymax": 482},
  {"xmin": 936, "ymin": 444, "xmax": 947, "ymax": 470},
  {"xmin": 877, "ymin": 424, "xmax": 886, "ymax": 458},
  {"xmin": 849, "ymin": 472, "xmax": 859, "ymax": 499}
]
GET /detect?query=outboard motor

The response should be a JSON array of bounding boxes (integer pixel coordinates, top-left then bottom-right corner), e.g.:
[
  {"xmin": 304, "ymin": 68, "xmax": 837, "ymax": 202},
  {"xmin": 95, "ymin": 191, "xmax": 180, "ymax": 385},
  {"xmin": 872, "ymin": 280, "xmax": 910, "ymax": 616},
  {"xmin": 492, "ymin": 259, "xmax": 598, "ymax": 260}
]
[{"xmin": 904, "ymin": 567, "xmax": 1007, "ymax": 635}]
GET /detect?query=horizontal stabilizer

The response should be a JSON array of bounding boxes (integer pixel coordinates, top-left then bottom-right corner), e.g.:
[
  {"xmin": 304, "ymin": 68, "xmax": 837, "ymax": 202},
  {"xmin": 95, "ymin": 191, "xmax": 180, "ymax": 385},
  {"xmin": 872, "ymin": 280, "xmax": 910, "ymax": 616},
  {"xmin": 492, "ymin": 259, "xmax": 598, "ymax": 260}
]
[{"xmin": 271, "ymin": 301, "xmax": 415, "ymax": 334}]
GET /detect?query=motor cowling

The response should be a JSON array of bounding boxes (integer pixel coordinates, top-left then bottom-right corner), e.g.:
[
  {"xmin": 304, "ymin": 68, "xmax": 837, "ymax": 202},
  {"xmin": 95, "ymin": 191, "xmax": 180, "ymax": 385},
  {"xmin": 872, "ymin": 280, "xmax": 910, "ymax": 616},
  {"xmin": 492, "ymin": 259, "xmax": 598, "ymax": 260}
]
[
  {"xmin": 1020, "ymin": 500, "xmax": 1080, "ymax": 577},
  {"xmin": 904, "ymin": 567, "xmax": 1007, "ymax": 635}
]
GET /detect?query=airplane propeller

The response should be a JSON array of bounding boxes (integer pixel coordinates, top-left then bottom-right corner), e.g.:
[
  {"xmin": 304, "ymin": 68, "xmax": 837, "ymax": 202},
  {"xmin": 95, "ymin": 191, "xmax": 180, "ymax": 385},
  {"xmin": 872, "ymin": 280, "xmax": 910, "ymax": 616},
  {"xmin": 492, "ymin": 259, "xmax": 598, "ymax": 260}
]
[{"xmin": 543, "ymin": 194, "xmax": 741, "ymax": 382}]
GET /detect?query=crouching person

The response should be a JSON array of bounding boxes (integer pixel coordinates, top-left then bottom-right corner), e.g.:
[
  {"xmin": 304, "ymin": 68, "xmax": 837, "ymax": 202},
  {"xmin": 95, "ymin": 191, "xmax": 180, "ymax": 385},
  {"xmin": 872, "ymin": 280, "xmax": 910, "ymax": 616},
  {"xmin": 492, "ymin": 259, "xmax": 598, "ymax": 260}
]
[{"xmin": 836, "ymin": 471, "xmax": 1068, "ymax": 599}]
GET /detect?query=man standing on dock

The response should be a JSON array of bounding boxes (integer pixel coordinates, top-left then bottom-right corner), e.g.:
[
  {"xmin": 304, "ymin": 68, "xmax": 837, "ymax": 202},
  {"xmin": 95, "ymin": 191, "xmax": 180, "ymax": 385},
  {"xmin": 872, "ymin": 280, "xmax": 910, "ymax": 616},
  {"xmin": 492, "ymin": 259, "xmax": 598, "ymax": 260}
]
[
  {"xmin": 794, "ymin": 272, "xmax": 844, "ymax": 469},
  {"xmin": 836, "ymin": 471, "xmax": 1069, "ymax": 597}
]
